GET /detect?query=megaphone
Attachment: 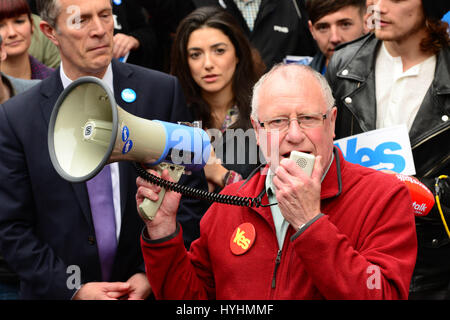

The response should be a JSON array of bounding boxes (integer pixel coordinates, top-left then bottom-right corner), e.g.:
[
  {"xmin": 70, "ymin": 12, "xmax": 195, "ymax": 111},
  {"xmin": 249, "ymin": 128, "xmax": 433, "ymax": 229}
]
[{"xmin": 48, "ymin": 76, "xmax": 211, "ymax": 219}]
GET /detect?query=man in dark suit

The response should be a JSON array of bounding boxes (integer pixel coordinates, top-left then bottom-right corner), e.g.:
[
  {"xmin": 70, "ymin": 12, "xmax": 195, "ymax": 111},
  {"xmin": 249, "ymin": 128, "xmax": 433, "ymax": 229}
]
[{"xmin": 0, "ymin": 0, "xmax": 207, "ymax": 299}]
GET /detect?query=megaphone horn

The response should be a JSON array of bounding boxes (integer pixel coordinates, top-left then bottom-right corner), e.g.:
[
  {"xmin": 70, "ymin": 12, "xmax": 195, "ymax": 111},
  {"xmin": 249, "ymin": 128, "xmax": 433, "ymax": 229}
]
[
  {"xmin": 48, "ymin": 76, "xmax": 211, "ymax": 183},
  {"xmin": 48, "ymin": 76, "xmax": 211, "ymax": 220},
  {"xmin": 48, "ymin": 76, "xmax": 305, "ymax": 215}
]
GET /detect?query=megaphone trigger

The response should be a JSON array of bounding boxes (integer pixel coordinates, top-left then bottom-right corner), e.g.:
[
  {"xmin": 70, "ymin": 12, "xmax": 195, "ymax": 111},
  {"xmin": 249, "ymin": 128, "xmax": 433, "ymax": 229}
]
[{"xmin": 138, "ymin": 163, "xmax": 185, "ymax": 221}]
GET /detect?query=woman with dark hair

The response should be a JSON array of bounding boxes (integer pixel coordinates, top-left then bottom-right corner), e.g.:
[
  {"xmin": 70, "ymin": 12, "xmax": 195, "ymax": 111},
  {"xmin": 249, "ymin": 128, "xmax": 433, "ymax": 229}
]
[
  {"xmin": 0, "ymin": 0, "xmax": 53, "ymax": 79},
  {"xmin": 171, "ymin": 6, "xmax": 265, "ymax": 192}
]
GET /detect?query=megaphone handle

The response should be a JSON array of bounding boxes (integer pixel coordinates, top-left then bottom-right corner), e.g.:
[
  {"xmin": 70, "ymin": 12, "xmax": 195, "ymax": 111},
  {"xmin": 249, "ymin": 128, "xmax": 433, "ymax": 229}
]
[{"xmin": 138, "ymin": 163, "xmax": 185, "ymax": 221}]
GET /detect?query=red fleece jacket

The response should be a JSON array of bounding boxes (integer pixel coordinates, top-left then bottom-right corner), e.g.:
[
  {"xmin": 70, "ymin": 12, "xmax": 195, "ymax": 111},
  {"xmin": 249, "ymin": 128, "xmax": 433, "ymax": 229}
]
[{"xmin": 141, "ymin": 150, "xmax": 417, "ymax": 299}]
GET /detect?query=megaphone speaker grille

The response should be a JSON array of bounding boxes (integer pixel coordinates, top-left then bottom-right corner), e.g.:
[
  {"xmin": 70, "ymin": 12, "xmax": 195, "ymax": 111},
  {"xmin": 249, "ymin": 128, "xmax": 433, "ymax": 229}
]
[{"xmin": 48, "ymin": 77, "xmax": 118, "ymax": 182}]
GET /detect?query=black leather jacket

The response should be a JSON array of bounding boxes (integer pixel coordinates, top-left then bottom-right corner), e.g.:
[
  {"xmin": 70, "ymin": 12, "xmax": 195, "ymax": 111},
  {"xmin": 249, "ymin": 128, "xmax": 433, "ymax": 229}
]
[{"xmin": 326, "ymin": 33, "xmax": 450, "ymax": 297}]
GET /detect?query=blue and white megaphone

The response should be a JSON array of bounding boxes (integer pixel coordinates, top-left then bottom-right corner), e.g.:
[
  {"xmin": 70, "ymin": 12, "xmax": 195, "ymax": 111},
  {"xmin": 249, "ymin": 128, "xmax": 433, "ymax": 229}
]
[{"xmin": 48, "ymin": 76, "xmax": 211, "ymax": 220}]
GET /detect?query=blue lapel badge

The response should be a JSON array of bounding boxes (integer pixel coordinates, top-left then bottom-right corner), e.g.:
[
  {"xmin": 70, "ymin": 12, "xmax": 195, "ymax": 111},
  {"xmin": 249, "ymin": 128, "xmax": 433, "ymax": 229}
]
[{"xmin": 121, "ymin": 88, "xmax": 136, "ymax": 103}]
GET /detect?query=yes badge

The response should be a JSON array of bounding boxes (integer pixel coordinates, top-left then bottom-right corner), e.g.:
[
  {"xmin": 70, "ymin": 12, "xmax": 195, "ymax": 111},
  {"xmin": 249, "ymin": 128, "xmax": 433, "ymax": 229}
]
[
  {"xmin": 121, "ymin": 88, "xmax": 136, "ymax": 103},
  {"xmin": 230, "ymin": 223, "xmax": 256, "ymax": 255}
]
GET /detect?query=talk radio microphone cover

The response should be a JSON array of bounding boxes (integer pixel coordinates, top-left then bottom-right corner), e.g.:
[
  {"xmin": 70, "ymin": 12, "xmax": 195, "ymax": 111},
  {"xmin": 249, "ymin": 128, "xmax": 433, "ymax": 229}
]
[{"xmin": 393, "ymin": 174, "xmax": 435, "ymax": 216}]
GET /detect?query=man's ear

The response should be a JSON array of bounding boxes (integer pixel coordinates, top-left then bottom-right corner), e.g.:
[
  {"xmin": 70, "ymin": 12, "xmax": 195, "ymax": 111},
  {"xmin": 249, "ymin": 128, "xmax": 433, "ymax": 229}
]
[
  {"xmin": 308, "ymin": 20, "xmax": 317, "ymax": 41},
  {"xmin": 251, "ymin": 117, "xmax": 260, "ymax": 146},
  {"xmin": 39, "ymin": 20, "xmax": 59, "ymax": 47},
  {"xmin": 330, "ymin": 106, "xmax": 337, "ymax": 139}
]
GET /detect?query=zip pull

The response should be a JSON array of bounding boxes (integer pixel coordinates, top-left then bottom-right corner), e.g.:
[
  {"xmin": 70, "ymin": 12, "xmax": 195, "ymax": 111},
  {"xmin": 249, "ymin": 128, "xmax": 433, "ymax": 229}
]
[{"xmin": 271, "ymin": 250, "xmax": 282, "ymax": 289}]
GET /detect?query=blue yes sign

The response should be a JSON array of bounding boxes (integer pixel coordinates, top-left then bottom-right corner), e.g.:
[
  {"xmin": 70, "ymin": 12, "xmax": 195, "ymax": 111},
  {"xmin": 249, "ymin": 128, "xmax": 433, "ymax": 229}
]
[
  {"xmin": 334, "ymin": 125, "xmax": 416, "ymax": 175},
  {"xmin": 336, "ymin": 138, "xmax": 405, "ymax": 172}
]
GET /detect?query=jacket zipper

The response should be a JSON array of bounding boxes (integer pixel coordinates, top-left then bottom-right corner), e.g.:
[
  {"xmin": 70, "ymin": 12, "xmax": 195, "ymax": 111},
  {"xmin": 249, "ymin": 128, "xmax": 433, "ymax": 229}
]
[
  {"xmin": 411, "ymin": 126, "xmax": 450, "ymax": 178},
  {"xmin": 423, "ymin": 154, "xmax": 450, "ymax": 178},
  {"xmin": 271, "ymin": 249, "xmax": 282, "ymax": 289},
  {"xmin": 292, "ymin": 0, "xmax": 302, "ymax": 19},
  {"xmin": 411, "ymin": 125, "xmax": 450, "ymax": 150}
]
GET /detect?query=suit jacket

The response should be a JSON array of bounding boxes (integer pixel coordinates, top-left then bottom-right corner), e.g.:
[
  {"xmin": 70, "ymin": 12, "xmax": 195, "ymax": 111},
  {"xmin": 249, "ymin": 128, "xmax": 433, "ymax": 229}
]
[
  {"xmin": 0, "ymin": 74, "xmax": 41, "ymax": 285},
  {"xmin": 0, "ymin": 59, "xmax": 208, "ymax": 299}
]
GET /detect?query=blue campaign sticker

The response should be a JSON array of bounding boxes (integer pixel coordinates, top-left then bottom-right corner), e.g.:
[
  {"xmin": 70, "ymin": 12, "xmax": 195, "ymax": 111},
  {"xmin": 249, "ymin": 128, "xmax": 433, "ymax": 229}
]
[
  {"xmin": 121, "ymin": 88, "xmax": 136, "ymax": 103},
  {"xmin": 113, "ymin": 0, "xmax": 122, "ymax": 5},
  {"xmin": 122, "ymin": 126, "xmax": 130, "ymax": 142},
  {"xmin": 122, "ymin": 140, "xmax": 133, "ymax": 154}
]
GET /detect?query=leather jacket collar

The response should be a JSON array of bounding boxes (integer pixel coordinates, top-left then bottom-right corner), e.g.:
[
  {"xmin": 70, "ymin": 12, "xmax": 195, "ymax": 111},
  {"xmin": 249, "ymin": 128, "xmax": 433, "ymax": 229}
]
[
  {"xmin": 333, "ymin": 33, "xmax": 450, "ymax": 148},
  {"xmin": 336, "ymin": 33, "xmax": 450, "ymax": 93}
]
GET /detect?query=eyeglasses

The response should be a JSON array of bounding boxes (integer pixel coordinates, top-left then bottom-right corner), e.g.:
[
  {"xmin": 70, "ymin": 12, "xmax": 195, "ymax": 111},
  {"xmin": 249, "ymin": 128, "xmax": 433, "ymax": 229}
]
[{"xmin": 259, "ymin": 111, "xmax": 329, "ymax": 132}]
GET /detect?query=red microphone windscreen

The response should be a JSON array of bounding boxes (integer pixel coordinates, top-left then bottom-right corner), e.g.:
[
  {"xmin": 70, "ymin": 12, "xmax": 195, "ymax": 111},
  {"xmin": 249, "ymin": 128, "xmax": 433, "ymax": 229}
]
[{"xmin": 394, "ymin": 174, "xmax": 435, "ymax": 216}]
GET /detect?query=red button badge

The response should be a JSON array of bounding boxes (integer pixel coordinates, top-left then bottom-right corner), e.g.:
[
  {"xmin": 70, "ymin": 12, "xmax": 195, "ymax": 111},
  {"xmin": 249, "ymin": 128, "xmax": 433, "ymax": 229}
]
[{"xmin": 230, "ymin": 223, "xmax": 256, "ymax": 255}]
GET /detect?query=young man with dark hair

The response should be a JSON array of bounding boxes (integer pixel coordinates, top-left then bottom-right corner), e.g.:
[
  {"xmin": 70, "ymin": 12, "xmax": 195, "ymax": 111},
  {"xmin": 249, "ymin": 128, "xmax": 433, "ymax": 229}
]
[
  {"xmin": 306, "ymin": 0, "xmax": 366, "ymax": 74},
  {"xmin": 326, "ymin": 0, "xmax": 450, "ymax": 300}
]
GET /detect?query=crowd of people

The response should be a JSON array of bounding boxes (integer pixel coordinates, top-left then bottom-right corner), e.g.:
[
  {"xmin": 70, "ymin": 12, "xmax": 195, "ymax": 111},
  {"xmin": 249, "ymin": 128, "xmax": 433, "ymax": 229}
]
[{"xmin": 0, "ymin": 0, "xmax": 448, "ymax": 301}]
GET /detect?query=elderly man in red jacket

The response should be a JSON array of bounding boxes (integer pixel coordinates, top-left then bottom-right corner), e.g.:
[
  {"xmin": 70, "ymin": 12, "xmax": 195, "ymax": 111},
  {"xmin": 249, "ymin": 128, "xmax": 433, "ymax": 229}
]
[{"xmin": 135, "ymin": 63, "xmax": 417, "ymax": 300}]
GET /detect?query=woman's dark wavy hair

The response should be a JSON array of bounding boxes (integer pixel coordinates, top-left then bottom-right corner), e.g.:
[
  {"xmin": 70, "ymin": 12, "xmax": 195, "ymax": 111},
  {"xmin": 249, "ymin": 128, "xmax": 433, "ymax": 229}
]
[{"xmin": 170, "ymin": 6, "xmax": 265, "ymax": 130}]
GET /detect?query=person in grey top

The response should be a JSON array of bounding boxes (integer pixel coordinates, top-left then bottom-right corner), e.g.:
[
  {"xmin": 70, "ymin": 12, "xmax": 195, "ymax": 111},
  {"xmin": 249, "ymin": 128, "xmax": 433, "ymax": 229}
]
[{"xmin": 0, "ymin": 34, "xmax": 40, "ymax": 299}]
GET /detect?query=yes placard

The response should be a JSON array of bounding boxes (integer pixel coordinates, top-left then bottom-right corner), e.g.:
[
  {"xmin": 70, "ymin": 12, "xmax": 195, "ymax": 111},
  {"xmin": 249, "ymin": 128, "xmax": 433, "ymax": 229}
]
[{"xmin": 334, "ymin": 125, "xmax": 416, "ymax": 175}]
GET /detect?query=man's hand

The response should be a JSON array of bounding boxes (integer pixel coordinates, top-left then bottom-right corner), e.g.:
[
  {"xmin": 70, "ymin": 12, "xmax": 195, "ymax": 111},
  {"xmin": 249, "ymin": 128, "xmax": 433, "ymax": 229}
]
[
  {"xmin": 204, "ymin": 147, "xmax": 228, "ymax": 191},
  {"xmin": 273, "ymin": 155, "xmax": 324, "ymax": 229},
  {"xmin": 107, "ymin": 273, "xmax": 152, "ymax": 300},
  {"xmin": 73, "ymin": 282, "xmax": 130, "ymax": 300},
  {"xmin": 113, "ymin": 33, "xmax": 139, "ymax": 59},
  {"xmin": 136, "ymin": 168, "xmax": 181, "ymax": 239}
]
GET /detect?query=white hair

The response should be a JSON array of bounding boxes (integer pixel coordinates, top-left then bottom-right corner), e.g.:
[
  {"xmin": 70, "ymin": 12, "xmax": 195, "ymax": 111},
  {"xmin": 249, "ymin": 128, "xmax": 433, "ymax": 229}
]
[
  {"xmin": 37, "ymin": 0, "xmax": 61, "ymax": 28},
  {"xmin": 37, "ymin": 0, "xmax": 113, "ymax": 29},
  {"xmin": 250, "ymin": 63, "xmax": 335, "ymax": 121}
]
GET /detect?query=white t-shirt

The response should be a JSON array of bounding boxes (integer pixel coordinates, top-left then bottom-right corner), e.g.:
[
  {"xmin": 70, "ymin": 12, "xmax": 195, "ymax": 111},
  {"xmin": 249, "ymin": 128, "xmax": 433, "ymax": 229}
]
[{"xmin": 375, "ymin": 42, "xmax": 436, "ymax": 130}]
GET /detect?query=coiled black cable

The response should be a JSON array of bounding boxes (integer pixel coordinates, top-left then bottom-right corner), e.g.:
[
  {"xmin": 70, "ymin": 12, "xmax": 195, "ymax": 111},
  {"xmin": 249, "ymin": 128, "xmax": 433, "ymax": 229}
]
[{"xmin": 133, "ymin": 162, "xmax": 270, "ymax": 208}]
